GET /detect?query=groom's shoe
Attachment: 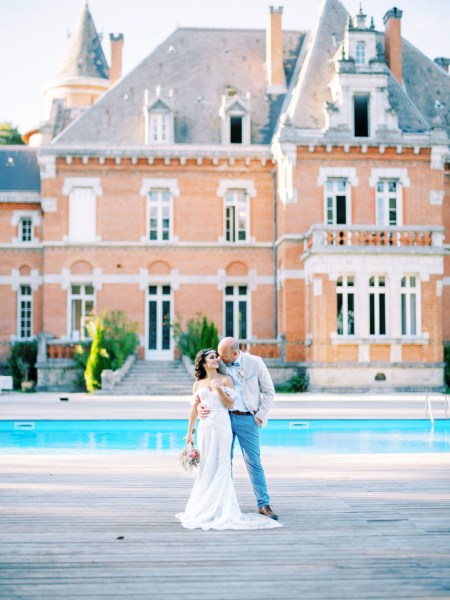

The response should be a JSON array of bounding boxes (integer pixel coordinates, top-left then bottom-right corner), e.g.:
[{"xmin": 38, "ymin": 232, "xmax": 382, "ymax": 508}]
[{"xmin": 259, "ymin": 505, "xmax": 279, "ymax": 520}]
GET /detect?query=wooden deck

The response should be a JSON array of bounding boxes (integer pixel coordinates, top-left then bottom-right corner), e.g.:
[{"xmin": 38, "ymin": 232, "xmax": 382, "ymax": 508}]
[{"xmin": 1, "ymin": 452, "xmax": 450, "ymax": 599}]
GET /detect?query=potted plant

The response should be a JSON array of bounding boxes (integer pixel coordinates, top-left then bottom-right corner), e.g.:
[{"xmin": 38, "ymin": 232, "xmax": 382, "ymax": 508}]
[{"xmin": 17, "ymin": 357, "xmax": 35, "ymax": 392}]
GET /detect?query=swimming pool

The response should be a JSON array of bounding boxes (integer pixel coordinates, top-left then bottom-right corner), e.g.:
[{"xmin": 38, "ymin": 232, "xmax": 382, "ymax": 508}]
[{"xmin": 0, "ymin": 419, "xmax": 449, "ymax": 454}]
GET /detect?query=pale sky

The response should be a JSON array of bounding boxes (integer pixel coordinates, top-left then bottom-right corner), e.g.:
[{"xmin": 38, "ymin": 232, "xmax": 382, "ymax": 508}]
[{"xmin": 1, "ymin": 0, "xmax": 449, "ymax": 133}]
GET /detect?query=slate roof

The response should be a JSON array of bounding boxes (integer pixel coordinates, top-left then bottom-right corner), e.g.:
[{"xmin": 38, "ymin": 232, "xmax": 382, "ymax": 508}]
[
  {"xmin": 0, "ymin": 148, "xmax": 40, "ymax": 193},
  {"xmin": 54, "ymin": 0, "xmax": 109, "ymax": 81},
  {"xmin": 53, "ymin": 28, "xmax": 305, "ymax": 145}
]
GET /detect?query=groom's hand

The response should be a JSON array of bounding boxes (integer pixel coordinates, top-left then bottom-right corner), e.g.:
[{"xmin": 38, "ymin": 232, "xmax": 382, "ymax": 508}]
[
  {"xmin": 254, "ymin": 416, "xmax": 262, "ymax": 426},
  {"xmin": 198, "ymin": 404, "xmax": 211, "ymax": 420}
]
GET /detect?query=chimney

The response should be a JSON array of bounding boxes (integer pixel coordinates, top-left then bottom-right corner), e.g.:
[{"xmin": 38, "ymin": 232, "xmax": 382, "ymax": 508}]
[
  {"xmin": 383, "ymin": 7, "xmax": 403, "ymax": 85},
  {"xmin": 266, "ymin": 6, "xmax": 286, "ymax": 94},
  {"xmin": 109, "ymin": 33, "xmax": 124, "ymax": 85}
]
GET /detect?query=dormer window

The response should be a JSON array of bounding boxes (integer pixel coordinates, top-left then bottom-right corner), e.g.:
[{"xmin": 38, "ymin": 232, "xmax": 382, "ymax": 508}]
[
  {"xmin": 230, "ymin": 115, "xmax": 243, "ymax": 144},
  {"xmin": 144, "ymin": 89, "xmax": 174, "ymax": 145},
  {"xmin": 219, "ymin": 93, "xmax": 251, "ymax": 145},
  {"xmin": 353, "ymin": 94, "xmax": 370, "ymax": 137},
  {"xmin": 355, "ymin": 42, "xmax": 366, "ymax": 65},
  {"xmin": 150, "ymin": 112, "xmax": 169, "ymax": 143}
]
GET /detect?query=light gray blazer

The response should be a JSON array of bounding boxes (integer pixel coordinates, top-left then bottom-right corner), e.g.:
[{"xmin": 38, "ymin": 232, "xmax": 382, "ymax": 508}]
[{"xmin": 219, "ymin": 351, "xmax": 275, "ymax": 427}]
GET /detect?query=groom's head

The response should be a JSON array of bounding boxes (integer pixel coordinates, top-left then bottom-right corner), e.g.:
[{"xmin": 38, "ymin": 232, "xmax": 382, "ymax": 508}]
[{"xmin": 218, "ymin": 337, "xmax": 240, "ymax": 364}]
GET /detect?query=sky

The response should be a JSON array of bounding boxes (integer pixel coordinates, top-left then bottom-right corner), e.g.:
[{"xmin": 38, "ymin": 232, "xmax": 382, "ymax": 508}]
[{"xmin": 1, "ymin": 0, "xmax": 449, "ymax": 133}]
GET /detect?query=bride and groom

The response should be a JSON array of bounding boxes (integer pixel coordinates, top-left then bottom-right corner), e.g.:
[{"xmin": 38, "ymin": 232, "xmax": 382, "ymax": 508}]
[{"xmin": 176, "ymin": 337, "xmax": 282, "ymax": 530}]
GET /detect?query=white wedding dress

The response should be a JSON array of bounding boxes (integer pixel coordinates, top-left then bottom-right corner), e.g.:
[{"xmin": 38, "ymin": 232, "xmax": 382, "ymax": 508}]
[{"xmin": 176, "ymin": 386, "xmax": 282, "ymax": 530}]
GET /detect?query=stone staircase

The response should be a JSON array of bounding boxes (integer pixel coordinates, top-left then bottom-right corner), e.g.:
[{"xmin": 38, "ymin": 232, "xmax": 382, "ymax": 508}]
[{"xmin": 110, "ymin": 360, "xmax": 194, "ymax": 396}]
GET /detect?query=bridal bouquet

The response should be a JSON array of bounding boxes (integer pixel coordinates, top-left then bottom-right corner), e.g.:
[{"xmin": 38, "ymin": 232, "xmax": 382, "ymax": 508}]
[{"xmin": 179, "ymin": 435, "xmax": 200, "ymax": 473}]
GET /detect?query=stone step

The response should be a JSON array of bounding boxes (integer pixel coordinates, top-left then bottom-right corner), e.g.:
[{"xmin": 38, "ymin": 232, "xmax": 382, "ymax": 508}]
[{"xmin": 107, "ymin": 359, "xmax": 194, "ymax": 395}]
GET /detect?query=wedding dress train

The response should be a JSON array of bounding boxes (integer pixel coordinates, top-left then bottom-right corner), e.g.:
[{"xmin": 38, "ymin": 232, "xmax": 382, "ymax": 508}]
[{"xmin": 176, "ymin": 387, "xmax": 282, "ymax": 530}]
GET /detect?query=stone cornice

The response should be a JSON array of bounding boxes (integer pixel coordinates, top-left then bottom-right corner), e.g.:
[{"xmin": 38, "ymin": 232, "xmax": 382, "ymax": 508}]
[
  {"xmin": 38, "ymin": 143, "xmax": 273, "ymax": 163},
  {"xmin": 0, "ymin": 192, "xmax": 41, "ymax": 204}
]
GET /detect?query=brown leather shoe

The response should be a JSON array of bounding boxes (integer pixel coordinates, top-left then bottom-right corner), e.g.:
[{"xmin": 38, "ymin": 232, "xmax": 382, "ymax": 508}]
[{"xmin": 258, "ymin": 505, "xmax": 279, "ymax": 520}]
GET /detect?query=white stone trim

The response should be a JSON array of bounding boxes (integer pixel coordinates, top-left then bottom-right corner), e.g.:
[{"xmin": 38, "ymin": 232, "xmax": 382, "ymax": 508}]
[
  {"xmin": 4, "ymin": 269, "xmax": 42, "ymax": 292},
  {"xmin": 62, "ymin": 177, "xmax": 103, "ymax": 196},
  {"xmin": 139, "ymin": 178, "xmax": 179, "ymax": 197},
  {"xmin": 216, "ymin": 179, "xmax": 256, "ymax": 198},
  {"xmin": 278, "ymin": 269, "xmax": 305, "ymax": 283},
  {"xmin": 430, "ymin": 146, "xmax": 447, "ymax": 170},
  {"xmin": 429, "ymin": 190, "xmax": 444, "ymax": 206},
  {"xmin": 41, "ymin": 197, "xmax": 57, "ymax": 212},
  {"xmin": 11, "ymin": 210, "xmax": 41, "ymax": 227},
  {"xmin": 317, "ymin": 167, "xmax": 359, "ymax": 187},
  {"xmin": 38, "ymin": 155, "xmax": 56, "ymax": 180},
  {"xmin": 369, "ymin": 168, "xmax": 410, "ymax": 188}
]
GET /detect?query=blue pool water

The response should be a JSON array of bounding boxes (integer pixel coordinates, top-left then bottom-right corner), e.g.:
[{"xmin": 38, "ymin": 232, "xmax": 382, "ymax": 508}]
[{"xmin": 0, "ymin": 419, "xmax": 449, "ymax": 454}]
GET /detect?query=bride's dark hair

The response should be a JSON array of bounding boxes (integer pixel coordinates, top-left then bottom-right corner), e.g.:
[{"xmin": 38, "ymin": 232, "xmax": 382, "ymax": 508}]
[{"xmin": 194, "ymin": 348, "xmax": 218, "ymax": 380}]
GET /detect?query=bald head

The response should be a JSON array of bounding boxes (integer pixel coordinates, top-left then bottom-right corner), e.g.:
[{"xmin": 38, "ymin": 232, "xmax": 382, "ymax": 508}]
[{"xmin": 218, "ymin": 337, "xmax": 240, "ymax": 363}]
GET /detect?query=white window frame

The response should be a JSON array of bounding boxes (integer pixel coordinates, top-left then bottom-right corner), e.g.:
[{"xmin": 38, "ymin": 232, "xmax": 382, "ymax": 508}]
[
  {"xmin": 355, "ymin": 41, "xmax": 366, "ymax": 65},
  {"xmin": 324, "ymin": 179, "xmax": 351, "ymax": 225},
  {"xmin": 149, "ymin": 112, "xmax": 170, "ymax": 144},
  {"xmin": 68, "ymin": 283, "xmax": 95, "ymax": 340},
  {"xmin": 217, "ymin": 179, "xmax": 256, "ymax": 243},
  {"xmin": 337, "ymin": 276, "xmax": 355, "ymax": 336},
  {"xmin": 11, "ymin": 210, "xmax": 40, "ymax": 244},
  {"xmin": 369, "ymin": 275, "xmax": 387, "ymax": 336},
  {"xmin": 376, "ymin": 179, "xmax": 402, "ymax": 226},
  {"xmin": 224, "ymin": 189, "xmax": 250, "ymax": 242},
  {"xmin": 401, "ymin": 276, "xmax": 420, "ymax": 337},
  {"xmin": 223, "ymin": 284, "xmax": 250, "ymax": 340},
  {"xmin": 147, "ymin": 189, "xmax": 173, "ymax": 242},
  {"xmin": 62, "ymin": 178, "xmax": 102, "ymax": 243},
  {"xmin": 17, "ymin": 285, "xmax": 33, "ymax": 340},
  {"xmin": 19, "ymin": 217, "xmax": 33, "ymax": 243}
]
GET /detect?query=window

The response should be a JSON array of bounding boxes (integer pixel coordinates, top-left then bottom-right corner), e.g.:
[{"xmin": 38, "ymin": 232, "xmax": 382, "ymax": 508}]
[
  {"xmin": 225, "ymin": 190, "xmax": 249, "ymax": 242},
  {"xmin": 150, "ymin": 112, "xmax": 169, "ymax": 143},
  {"xmin": 19, "ymin": 218, "xmax": 33, "ymax": 242},
  {"xmin": 355, "ymin": 42, "xmax": 366, "ymax": 65},
  {"xmin": 337, "ymin": 276, "xmax": 355, "ymax": 336},
  {"xmin": 148, "ymin": 190, "xmax": 171, "ymax": 241},
  {"xmin": 230, "ymin": 115, "xmax": 243, "ymax": 143},
  {"xmin": 225, "ymin": 285, "xmax": 248, "ymax": 339},
  {"xmin": 18, "ymin": 285, "xmax": 32, "ymax": 340},
  {"xmin": 69, "ymin": 187, "xmax": 96, "ymax": 242},
  {"xmin": 70, "ymin": 284, "xmax": 95, "ymax": 340},
  {"xmin": 354, "ymin": 95, "xmax": 370, "ymax": 137},
  {"xmin": 369, "ymin": 276, "xmax": 387, "ymax": 335},
  {"xmin": 148, "ymin": 285, "xmax": 171, "ymax": 351},
  {"xmin": 325, "ymin": 180, "xmax": 348, "ymax": 225},
  {"xmin": 376, "ymin": 180, "xmax": 400, "ymax": 226},
  {"xmin": 401, "ymin": 276, "xmax": 418, "ymax": 336}
]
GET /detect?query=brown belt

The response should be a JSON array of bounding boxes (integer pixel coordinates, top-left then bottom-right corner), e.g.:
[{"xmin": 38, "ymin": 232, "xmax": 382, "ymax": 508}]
[{"xmin": 230, "ymin": 410, "xmax": 252, "ymax": 416}]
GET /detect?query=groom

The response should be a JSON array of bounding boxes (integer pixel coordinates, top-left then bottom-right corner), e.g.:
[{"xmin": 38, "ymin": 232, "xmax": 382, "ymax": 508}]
[{"xmin": 199, "ymin": 336, "xmax": 278, "ymax": 520}]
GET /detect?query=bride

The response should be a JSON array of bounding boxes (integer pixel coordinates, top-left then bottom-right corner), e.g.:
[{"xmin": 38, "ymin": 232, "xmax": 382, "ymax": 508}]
[{"xmin": 176, "ymin": 348, "xmax": 282, "ymax": 530}]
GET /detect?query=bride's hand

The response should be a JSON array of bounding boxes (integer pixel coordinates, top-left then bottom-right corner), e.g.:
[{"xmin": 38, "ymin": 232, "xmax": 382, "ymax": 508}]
[{"xmin": 186, "ymin": 432, "xmax": 194, "ymax": 444}]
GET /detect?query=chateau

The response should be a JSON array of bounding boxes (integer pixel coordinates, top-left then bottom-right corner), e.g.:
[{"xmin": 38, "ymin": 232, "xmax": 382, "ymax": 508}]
[{"xmin": 1, "ymin": 0, "xmax": 449, "ymax": 391}]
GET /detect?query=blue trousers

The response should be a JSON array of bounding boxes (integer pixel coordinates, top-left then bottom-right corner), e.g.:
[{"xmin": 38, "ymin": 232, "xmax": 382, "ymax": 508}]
[{"xmin": 229, "ymin": 413, "xmax": 270, "ymax": 508}]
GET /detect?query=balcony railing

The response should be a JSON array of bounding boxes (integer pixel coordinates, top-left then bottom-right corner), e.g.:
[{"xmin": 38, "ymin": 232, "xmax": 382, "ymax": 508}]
[{"xmin": 304, "ymin": 225, "xmax": 444, "ymax": 253}]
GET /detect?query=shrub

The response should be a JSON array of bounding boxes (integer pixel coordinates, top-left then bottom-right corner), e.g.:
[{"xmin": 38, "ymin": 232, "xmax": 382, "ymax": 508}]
[
  {"xmin": 72, "ymin": 341, "xmax": 92, "ymax": 392},
  {"xmin": 174, "ymin": 314, "xmax": 219, "ymax": 361},
  {"xmin": 84, "ymin": 319, "xmax": 110, "ymax": 392},
  {"xmin": 103, "ymin": 310, "xmax": 139, "ymax": 371},
  {"xmin": 84, "ymin": 311, "xmax": 139, "ymax": 392},
  {"xmin": 275, "ymin": 371, "xmax": 309, "ymax": 393},
  {"xmin": 8, "ymin": 340, "xmax": 38, "ymax": 389}
]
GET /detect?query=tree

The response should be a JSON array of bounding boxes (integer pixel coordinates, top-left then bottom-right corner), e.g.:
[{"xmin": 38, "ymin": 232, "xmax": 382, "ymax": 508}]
[
  {"xmin": 0, "ymin": 122, "xmax": 25, "ymax": 145},
  {"xmin": 84, "ymin": 318, "xmax": 109, "ymax": 392}
]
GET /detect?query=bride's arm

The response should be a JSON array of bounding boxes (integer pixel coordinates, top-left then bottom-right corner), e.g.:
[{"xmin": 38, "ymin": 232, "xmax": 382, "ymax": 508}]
[
  {"xmin": 186, "ymin": 384, "xmax": 200, "ymax": 444},
  {"xmin": 186, "ymin": 400, "xmax": 199, "ymax": 444},
  {"xmin": 211, "ymin": 377, "xmax": 234, "ymax": 409}
]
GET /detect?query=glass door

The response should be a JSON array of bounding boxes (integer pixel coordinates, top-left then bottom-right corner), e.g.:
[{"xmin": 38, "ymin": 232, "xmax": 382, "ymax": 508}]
[{"xmin": 146, "ymin": 285, "xmax": 173, "ymax": 360}]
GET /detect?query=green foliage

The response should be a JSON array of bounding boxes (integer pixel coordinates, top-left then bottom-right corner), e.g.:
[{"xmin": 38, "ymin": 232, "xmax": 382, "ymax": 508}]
[
  {"xmin": 84, "ymin": 311, "xmax": 139, "ymax": 392},
  {"xmin": 72, "ymin": 341, "xmax": 92, "ymax": 392},
  {"xmin": 174, "ymin": 314, "xmax": 219, "ymax": 361},
  {"xmin": 444, "ymin": 343, "xmax": 450, "ymax": 391},
  {"xmin": 103, "ymin": 310, "xmax": 139, "ymax": 371},
  {"xmin": 275, "ymin": 371, "xmax": 309, "ymax": 393},
  {"xmin": 0, "ymin": 122, "xmax": 25, "ymax": 145},
  {"xmin": 8, "ymin": 340, "xmax": 38, "ymax": 389},
  {"xmin": 85, "ymin": 319, "xmax": 109, "ymax": 392}
]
